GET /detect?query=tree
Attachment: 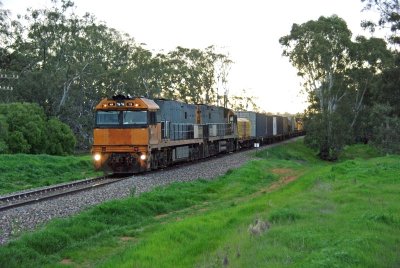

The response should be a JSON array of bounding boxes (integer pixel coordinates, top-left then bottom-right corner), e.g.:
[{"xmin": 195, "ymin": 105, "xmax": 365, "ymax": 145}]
[
  {"xmin": 155, "ymin": 46, "xmax": 232, "ymax": 105},
  {"xmin": 361, "ymin": 0, "xmax": 400, "ymax": 46},
  {"xmin": 280, "ymin": 16, "xmax": 353, "ymax": 159},
  {"xmin": 5, "ymin": 0, "xmax": 145, "ymax": 148},
  {"xmin": 280, "ymin": 15, "xmax": 390, "ymax": 160},
  {"xmin": 228, "ymin": 89, "xmax": 259, "ymax": 111},
  {"xmin": 361, "ymin": 0, "xmax": 400, "ymax": 153},
  {"xmin": 1, "ymin": 0, "xmax": 233, "ymax": 150}
]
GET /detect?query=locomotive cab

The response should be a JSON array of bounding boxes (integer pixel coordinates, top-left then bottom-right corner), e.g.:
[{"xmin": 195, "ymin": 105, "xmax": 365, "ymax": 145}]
[{"xmin": 91, "ymin": 95, "xmax": 160, "ymax": 173}]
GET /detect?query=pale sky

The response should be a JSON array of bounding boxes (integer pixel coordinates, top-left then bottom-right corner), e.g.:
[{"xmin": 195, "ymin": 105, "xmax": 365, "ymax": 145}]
[{"xmin": 2, "ymin": 0, "xmax": 375, "ymax": 114}]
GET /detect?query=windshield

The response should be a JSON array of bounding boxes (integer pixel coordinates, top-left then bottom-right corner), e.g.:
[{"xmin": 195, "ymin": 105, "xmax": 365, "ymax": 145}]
[
  {"xmin": 96, "ymin": 111, "xmax": 120, "ymax": 125},
  {"xmin": 96, "ymin": 110, "xmax": 148, "ymax": 127},
  {"xmin": 123, "ymin": 111, "xmax": 147, "ymax": 125}
]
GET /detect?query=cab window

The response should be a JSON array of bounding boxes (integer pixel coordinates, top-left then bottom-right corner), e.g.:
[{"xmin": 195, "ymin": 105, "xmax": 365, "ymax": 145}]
[
  {"xmin": 96, "ymin": 110, "xmax": 148, "ymax": 127},
  {"xmin": 96, "ymin": 111, "xmax": 119, "ymax": 125},
  {"xmin": 123, "ymin": 111, "xmax": 148, "ymax": 125}
]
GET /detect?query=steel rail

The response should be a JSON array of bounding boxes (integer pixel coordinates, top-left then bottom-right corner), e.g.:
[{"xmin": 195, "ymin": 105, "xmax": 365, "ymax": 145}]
[{"xmin": 0, "ymin": 175, "xmax": 130, "ymax": 212}]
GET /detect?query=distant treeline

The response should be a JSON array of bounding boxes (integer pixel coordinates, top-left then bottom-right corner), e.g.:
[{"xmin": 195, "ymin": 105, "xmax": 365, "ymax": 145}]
[{"xmin": 0, "ymin": 0, "xmax": 260, "ymax": 151}]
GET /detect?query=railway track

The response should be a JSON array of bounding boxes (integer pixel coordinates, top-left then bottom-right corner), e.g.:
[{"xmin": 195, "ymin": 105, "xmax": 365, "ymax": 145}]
[
  {"xmin": 0, "ymin": 175, "xmax": 130, "ymax": 212},
  {"xmin": 0, "ymin": 137, "xmax": 304, "ymax": 213}
]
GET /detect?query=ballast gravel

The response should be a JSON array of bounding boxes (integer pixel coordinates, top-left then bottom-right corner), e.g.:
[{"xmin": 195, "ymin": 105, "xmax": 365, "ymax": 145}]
[{"xmin": 0, "ymin": 149, "xmax": 255, "ymax": 245}]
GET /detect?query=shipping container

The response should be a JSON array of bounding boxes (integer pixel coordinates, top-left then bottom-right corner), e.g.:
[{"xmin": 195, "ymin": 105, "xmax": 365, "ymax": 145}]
[
  {"xmin": 236, "ymin": 111, "xmax": 267, "ymax": 138},
  {"xmin": 276, "ymin": 116, "xmax": 284, "ymax": 135},
  {"xmin": 283, "ymin": 117, "xmax": 289, "ymax": 135},
  {"xmin": 237, "ymin": 118, "xmax": 251, "ymax": 139},
  {"xmin": 287, "ymin": 116, "xmax": 296, "ymax": 133},
  {"xmin": 255, "ymin": 113, "xmax": 267, "ymax": 137},
  {"xmin": 272, "ymin": 116, "xmax": 277, "ymax": 135},
  {"xmin": 266, "ymin": 115, "xmax": 274, "ymax": 137},
  {"xmin": 236, "ymin": 111, "xmax": 256, "ymax": 137}
]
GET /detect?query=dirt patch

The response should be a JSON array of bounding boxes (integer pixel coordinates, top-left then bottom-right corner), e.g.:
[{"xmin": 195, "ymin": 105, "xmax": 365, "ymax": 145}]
[
  {"xmin": 120, "ymin": 236, "xmax": 135, "ymax": 242},
  {"xmin": 154, "ymin": 202, "xmax": 210, "ymax": 221},
  {"xmin": 266, "ymin": 168, "xmax": 300, "ymax": 191},
  {"xmin": 60, "ymin": 259, "xmax": 73, "ymax": 265},
  {"xmin": 267, "ymin": 175, "xmax": 299, "ymax": 191},
  {"xmin": 155, "ymin": 213, "xmax": 168, "ymax": 219},
  {"xmin": 233, "ymin": 171, "xmax": 301, "ymax": 206},
  {"xmin": 271, "ymin": 168, "xmax": 294, "ymax": 175}
]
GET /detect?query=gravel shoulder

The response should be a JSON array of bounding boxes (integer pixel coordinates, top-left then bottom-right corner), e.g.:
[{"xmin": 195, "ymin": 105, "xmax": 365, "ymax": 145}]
[
  {"xmin": 0, "ymin": 138, "xmax": 301, "ymax": 245},
  {"xmin": 0, "ymin": 148, "xmax": 254, "ymax": 245}
]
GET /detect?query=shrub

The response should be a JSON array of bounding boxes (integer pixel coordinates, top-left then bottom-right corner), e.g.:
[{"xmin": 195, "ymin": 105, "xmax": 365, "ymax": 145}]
[
  {"xmin": 45, "ymin": 118, "xmax": 76, "ymax": 155},
  {"xmin": 7, "ymin": 131, "xmax": 30, "ymax": 153},
  {"xmin": 0, "ymin": 115, "xmax": 8, "ymax": 153},
  {"xmin": 0, "ymin": 103, "xmax": 76, "ymax": 155}
]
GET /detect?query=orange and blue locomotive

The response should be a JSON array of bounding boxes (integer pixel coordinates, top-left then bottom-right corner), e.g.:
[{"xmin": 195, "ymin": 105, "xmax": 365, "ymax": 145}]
[{"xmin": 92, "ymin": 95, "xmax": 237, "ymax": 173}]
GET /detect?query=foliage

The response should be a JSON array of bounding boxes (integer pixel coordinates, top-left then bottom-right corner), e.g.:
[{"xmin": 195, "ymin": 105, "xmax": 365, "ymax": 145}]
[
  {"xmin": 0, "ymin": 0, "xmax": 235, "ymax": 150},
  {"xmin": 45, "ymin": 118, "xmax": 76, "ymax": 155},
  {"xmin": 369, "ymin": 103, "xmax": 400, "ymax": 153},
  {"xmin": 0, "ymin": 114, "xmax": 9, "ymax": 153},
  {"xmin": 280, "ymin": 15, "xmax": 392, "ymax": 160},
  {"xmin": 361, "ymin": 0, "xmax": 400, "ymax": 153},
  {"xmin": 0, "ymin": 140, "xmax": 399, "ymax": 267},
  {"xmin": 0, "ymin": 102, "xmax": 76, "ymax": 155},
  {"xmin": 228, "ymin": 89, "xmax": 260, "ymax": 111},
  {"xmin": 361, "ymin": 0, "xmax": 400, "ymax": 45}
]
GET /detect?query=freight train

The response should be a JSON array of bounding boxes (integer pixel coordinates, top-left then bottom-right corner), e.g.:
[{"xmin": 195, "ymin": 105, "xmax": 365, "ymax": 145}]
[{"xmin": 91, "ymin": 95, "xmax": 304, "ymax": 173}]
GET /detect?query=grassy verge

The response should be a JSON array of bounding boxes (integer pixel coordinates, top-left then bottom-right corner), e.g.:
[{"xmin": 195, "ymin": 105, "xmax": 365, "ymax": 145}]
[
  {"xmin": 0, "ymin": 154, "xmax": 102, "ymax": 195},
  {"xmin": 0, "ymin": 139, "xmax": 399, "ymax": 267}
]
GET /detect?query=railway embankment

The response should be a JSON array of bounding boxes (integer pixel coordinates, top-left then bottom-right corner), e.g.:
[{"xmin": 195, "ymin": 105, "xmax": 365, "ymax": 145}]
[{"xmin": 0, "ymin": 139, "xmax": 399, "ymax": 267}]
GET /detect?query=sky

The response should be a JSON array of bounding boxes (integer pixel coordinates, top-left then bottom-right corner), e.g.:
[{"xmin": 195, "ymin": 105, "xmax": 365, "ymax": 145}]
[{"xmin": 2, "ymin": 0, "xmax": 376, "ymax": 114}]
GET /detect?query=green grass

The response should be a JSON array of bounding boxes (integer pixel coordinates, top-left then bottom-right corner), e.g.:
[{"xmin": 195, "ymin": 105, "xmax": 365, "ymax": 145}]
[
  {"xmin": 0, "ymin": 154, "xmax": 102, "ymax": 194},
  {"xmin": 0, "ymin": 139, "xmax": 399, "ymax": 267}
]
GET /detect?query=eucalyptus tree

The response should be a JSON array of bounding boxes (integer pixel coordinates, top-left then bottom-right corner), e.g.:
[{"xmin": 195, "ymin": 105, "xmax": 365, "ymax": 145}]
[
  {"xmin": 0, "ymin": 1, "xmax": 19, "ymax": 96},
  {"xmin": 158, "ymin": 46, "xmax": 231, "ymax": 105},
  {"xmin": 127, "ymin": 45, "xmax": 163, "ymax": 98},
  {"xmin": 346, "ymin": 36, "xmax": 392, "ymax": 139},
  {"xmin": 280, "ymin": 15, "xmax": 390, "ymax": 159},
  {"xmin": 160, "ymin": 46, "xmax": 213, "ymax": 104},
  {"xmin": 211, "ymin": 48, "xmax": 233, "ymax": 107},
  {"xmin": 361, "ymin": 0, "xmax": 400, "ymax": 46},
  {"xmin": 6, "ymin": 0, "xmax": 144, "ymax": 147},
  {"xmin": 2, "ymin": 0, "xmax": 234, "ymax": 149},
  {"xmin": 228, "ymin": 89, "xmax": 259, "ymax": 112},
  {"xmin": 361, "ymin": 0, "xmax": 400, "ymax": 153}
]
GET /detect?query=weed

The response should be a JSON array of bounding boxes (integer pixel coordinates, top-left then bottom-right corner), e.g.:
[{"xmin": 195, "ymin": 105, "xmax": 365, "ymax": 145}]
[
  {"xmin": 0, "ymin": 140, "xmax": 399, "ymax": 268},
  {"xmin": 268, "ymin": 208, "xmax": 301, "ymax": 224}
]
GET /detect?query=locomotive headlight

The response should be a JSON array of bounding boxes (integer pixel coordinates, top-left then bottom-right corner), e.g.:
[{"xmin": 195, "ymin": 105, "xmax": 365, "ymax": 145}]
[
  {"xmin": 94, "ymin": 153, "xmax": 101, "ymax": 161},
  {"xmin": 140, "ymin": 154, "xmax": 146, "ymax": 160}
]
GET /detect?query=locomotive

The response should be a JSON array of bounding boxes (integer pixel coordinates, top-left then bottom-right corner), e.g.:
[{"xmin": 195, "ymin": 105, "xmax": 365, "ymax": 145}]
[{"xmin": 91, "ymin": 95, "xmax": 304, "ymax": 173}]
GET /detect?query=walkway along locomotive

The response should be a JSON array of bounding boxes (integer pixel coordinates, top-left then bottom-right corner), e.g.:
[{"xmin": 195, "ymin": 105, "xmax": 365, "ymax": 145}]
[{"xmin": 91, "ymin": 95, "xmax": 304, "ymax": 173}]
